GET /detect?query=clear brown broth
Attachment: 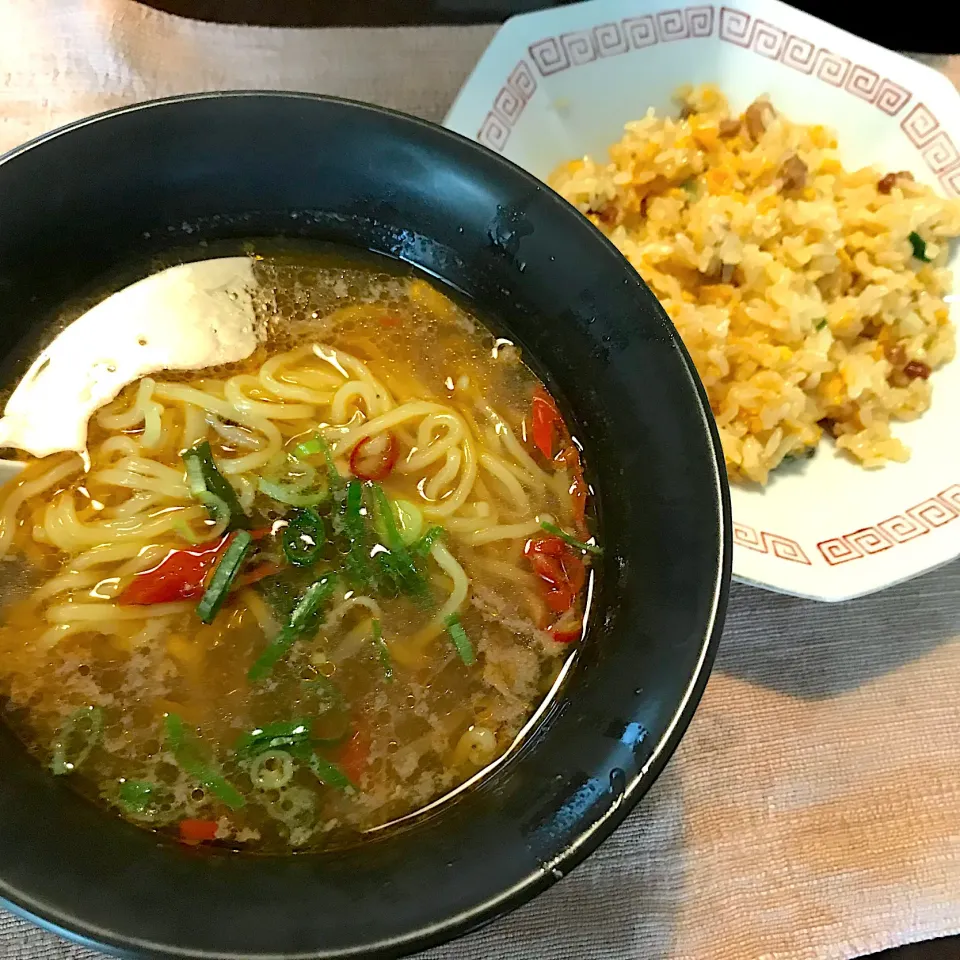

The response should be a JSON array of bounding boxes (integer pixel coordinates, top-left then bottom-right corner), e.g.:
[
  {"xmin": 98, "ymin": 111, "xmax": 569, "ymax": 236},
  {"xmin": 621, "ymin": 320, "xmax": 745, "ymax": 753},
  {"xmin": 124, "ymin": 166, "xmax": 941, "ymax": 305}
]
[{"xmin": 0, "ymin": 248, "xmax": 595, "ymax": 851}]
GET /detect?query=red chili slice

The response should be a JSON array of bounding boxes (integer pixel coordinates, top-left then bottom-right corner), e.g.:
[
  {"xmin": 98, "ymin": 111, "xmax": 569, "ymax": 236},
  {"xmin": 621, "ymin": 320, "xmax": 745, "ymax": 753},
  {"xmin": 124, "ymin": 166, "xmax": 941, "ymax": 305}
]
[
  {"xmin": 117, "ymin": 533, "xmax": 233, "ymax": 606},
  {"xmin": 555, "ymin": 443, "xmax": 588, "ymax": 533},
  {"xmin": 117, "ymin": 527, "xmax": 274, "ymax": 606},
  {"xmin": 531, "ymin": 385, "xmax": 562, "ymax": 460},
  {"xmin": 550, "ymin": 610, "xmax": 583, "ymax": 643},
  {"xmin": 524, "ymin": 534, "xmax": 586, "ymax": 615},
  {"xmin": 179, "ymin": 819, "xmax": 218, "ymax": 845},
  {"xmin": 530, "ymin": 387, "xmax": 588, "ymax": 532},
  {"xmin": 337, "ymin": 726, "xmax": 370, "ymax": 784},
  {"xmin": 349, "ymin": 433, "xmax": 399, "ymax": 482}
]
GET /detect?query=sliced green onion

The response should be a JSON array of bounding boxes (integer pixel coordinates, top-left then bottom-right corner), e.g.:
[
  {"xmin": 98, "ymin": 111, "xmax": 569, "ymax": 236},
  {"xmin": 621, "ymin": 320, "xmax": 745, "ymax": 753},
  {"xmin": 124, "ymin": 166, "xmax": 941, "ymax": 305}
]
[
  {"xmin": 281, "ymin": 508, "xmax": 325, "ymax": 566},
  {"xmin": 344, "ymin": 480, "xmax": 366, "ymax": 527},
  {"xmin": 371, "ymin": 484, "xmax": 404, "ymax": 551},
  {"xmin": 172, "ymin": 514, "xmax": 215, "ymax": 545},
  {"xmin": 289, "ymin": 575, "xmax": 338, "ymax": 632},
  {"xmin": 234, "ymin": 720, "xmax": 312, "ymax": 761},
  {"xmin": 118, "ymin": 779, "xmax": 158, "ymax": 814},
  {"xmin": 51, "ymin": 706, "xmax": 104, "ymax": 775},
  {"xmin": 815, "ymin": 318, "xmax": 828, "ymax": 332},
  {"xmin": 196, "ymin": 530, "xmax": 253, "ymax": 624},
  {"xmin": 410, "ymin": 525, "xmax": 445, "ymax": 558},
  {"xmin": 247, "ymin": 574, "xmax": 339, "ymax": 681},
  {"xmin": 309, "ymin": 753, "xmax": 354, "ymax": 790},
  {"xmin": 393, "ymin": 499, "xmax": 424, "ymax": 545},
  {"xmin": 257, "ymin": 475, "xmax": 329, "ymax": 507},
  {"xmin": 182, "ymin": 440, "xmax": 249, "ymax": 530},
  {"xmin": 195, "ymin": 491, "xmax": 230, "ymax": 533},
  {"xmin": 371, "ymin": 618, "xmax": 392, "ymax": 681},
  {"xmin": 310, "ymin": 733, "xmax": 351, "ymax": 749},
  {"xmin": 295, "ymin": 435, "xmax": 345, "ymax": 503},
  {"xmin": 539, "ymin": 520, "xmax": 603, "ymax": 556},
  {"xmin": 372, "ymin": 551, "xmax": 405, "ymax": 599},
  {"xmin": 370, "ymin": 484, "xmax": 427, "ymax": 600},
  {"xmin": 371, "ymin": 494, "xmax": 421, "ymax": 547},
  {"xmin": 116, "ymin": 780, "xmax": 176, "ymax": 822},
  {"xmin": 293, "ymin": 437, "xmax": 324, "ymax": 458},
  {"xmin": 445, "ymin": 613, "xmax": 475, "ymax": 666},
  {"xmin": 184, "ymin": 450, "xmax": 207, "ymax": 499},
  {"xmin": 164, "ymin": 713, "xmax": 245, "ymax": 809},
  {"xmin": 782, "ymin": 447, "xmax": 816, "ymax": 464},
  {"xmin": 909, "ymin": 231, "xmax": 932, "ymax": 262},
  {"xmin": 247, "ymin": 626, "xmax": 299, "ymax": 683},
  {"xmin": 281, "ymin": 458, "xmax": 318, "ymax": 492},
  {"xmin": 249, "ymin": 749, "xmax": 295, "ymax": 790},
  {"xmin": 342, "ymin": 480, "xmax": 375, "ymax": 590},
  {"xmin": 320, "ymin": 438, "xmax": 346, "ymax": 501}
]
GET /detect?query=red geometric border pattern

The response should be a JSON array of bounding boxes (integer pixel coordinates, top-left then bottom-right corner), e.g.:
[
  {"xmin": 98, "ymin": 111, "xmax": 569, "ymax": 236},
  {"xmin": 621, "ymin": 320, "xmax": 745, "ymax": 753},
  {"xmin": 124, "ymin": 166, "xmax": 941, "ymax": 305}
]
[
  {"xmin": 477, "ymin": 112, "xmax": 510, "ymax": 152},
  {"xmin": 817, "ymin": 487, "xmax": 960, "ymax": 565},
  {"xmin": 481, "ymin": 5, "xmax": 960, "ymax": 194},
  {"xmin": 733, "ymin": 523, "xmax": 811, "ymax": 564},
  {"xmin": 922, "ymin": 130, "xmax": 960, "ymax": 174},
  {"xmin": 817, "ymin": 537, "xmax": 862, "ymax": 565},
  {"xmin": 902, "ymin": 103, "xmax": 937, "ymax": 145},
  {"xmin": 477, "ymin": 58, "xmax": 537, "ymax": 151},
  {"xmin": 876, "ymin": 78, "xmax": 911, "ymax": 116},
  {"xmin": 752, "ymin": 19, "xmax": 786, "ymax": 60},
  {"xmin": 846, "ymin": 64, "xmax": 880, "ymax": 103},
  {"xmin": 733, "ymin": 522, "xmax": 764, "ymax": 552},
  {"xmin": 814, "ymin": 49, "xmax": 851, "ymax": 88},
  {"xmin": 942, "ymin": 167, "xmax": 960, "ymax": 197}
]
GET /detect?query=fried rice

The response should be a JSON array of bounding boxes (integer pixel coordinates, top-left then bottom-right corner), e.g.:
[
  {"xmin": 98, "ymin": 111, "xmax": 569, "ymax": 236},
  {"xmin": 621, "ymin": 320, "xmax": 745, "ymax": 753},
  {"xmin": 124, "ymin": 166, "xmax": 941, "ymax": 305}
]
[{"xmin": 549, "ymin": 85, "xmax": 960, "ymax": 484}]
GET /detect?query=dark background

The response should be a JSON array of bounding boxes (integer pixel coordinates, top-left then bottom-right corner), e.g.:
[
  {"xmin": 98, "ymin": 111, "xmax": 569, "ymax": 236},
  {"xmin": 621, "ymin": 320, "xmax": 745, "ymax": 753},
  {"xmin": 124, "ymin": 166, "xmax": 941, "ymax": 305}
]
[
  {"xmin": 129, "ymin": 2, "xmax": 956, "ymax": 959},
  {"xmin": 142, "ymin": 0, "xmax": 951, "ymax": 53}
]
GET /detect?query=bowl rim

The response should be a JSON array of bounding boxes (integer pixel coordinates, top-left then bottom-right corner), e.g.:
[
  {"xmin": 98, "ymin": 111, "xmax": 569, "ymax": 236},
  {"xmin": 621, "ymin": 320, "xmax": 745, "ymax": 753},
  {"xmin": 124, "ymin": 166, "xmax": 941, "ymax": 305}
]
[{"xmin": 0, "ymin": 89, "xmax": 732, "ymax": 959}]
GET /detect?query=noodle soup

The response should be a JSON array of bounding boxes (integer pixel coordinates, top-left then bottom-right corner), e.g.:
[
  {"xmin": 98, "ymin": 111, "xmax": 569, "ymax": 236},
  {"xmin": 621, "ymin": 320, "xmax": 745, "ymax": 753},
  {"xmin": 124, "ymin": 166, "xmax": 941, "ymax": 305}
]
[{"xmin": 0, "ymin": 250, "xmax": 598, "ymax": 851}]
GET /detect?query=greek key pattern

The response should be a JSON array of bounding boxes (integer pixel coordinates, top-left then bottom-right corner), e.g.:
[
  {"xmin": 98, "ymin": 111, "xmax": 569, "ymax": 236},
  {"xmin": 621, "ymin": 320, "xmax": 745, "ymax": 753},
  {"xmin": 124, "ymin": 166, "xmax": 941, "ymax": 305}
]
[
  {"xmin": 527, "ymin": 7, "xmax": 715, "ymax": 78},
  {"xmin": 477, "ymin": 5, "xmax": 960, "ymax": 192},
  {"xmin": 733, "ymin": 523, "xmax": 812, "ymax": 564},
  {"xmin": 716, "ymin": 6, "xmax": 960, "ymax": 192},
  {"xmin": 817, "ymin": 485, "xmax": 960, "ymax": 565},
  {"xmin": 717, "ymin": 7, "xmax": 917, "ymax": 119},
  {"xmin": 476, "ymin": 59, "xmax": 537, "ymax": 152},
  {"xmin": 483, "ymin": 6, "xmax": 717, "ymax": 150},
  {"xmin": 731, "ymin": 484, "xmax": 960, "ymax": 567}
]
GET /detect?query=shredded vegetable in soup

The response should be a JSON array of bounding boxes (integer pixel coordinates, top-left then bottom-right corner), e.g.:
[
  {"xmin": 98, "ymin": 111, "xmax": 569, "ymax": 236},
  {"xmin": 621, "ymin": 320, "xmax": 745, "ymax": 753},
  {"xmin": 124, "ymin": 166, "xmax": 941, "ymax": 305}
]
[{"xmin": 0, "ymin": 250, "xmax": 598, "ymax": 851}]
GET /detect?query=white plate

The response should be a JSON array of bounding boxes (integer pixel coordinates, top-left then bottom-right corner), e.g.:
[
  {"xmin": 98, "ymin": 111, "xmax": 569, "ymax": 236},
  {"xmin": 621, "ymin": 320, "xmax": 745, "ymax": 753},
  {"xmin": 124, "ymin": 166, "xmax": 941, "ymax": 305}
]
[{"xmin": 445, "ymin": 0, "xmax": 960, "ymax": 601}]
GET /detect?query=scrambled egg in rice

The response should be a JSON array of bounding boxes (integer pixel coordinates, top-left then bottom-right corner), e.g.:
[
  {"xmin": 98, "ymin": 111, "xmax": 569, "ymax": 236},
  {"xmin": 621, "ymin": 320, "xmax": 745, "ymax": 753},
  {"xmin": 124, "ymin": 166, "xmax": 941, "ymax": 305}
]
[{"xmin": 549, "ymin": 85, "xmax": 960, "ymax": 484}]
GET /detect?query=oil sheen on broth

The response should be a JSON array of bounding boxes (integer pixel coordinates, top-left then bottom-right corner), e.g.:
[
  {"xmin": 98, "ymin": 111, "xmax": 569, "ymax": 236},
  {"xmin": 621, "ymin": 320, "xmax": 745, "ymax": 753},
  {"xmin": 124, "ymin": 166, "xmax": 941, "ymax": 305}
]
[{"xmin": 0, "ymin": 250, "xmax": 598, "ymax": 851}]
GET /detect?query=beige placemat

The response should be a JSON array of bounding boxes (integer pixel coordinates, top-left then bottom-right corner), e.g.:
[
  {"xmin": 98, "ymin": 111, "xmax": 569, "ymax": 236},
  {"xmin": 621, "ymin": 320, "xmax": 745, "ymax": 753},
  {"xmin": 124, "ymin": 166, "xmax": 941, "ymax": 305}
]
[{"xmin": 2, "ymin": 2, "xmax": 960, "ymax": 958}]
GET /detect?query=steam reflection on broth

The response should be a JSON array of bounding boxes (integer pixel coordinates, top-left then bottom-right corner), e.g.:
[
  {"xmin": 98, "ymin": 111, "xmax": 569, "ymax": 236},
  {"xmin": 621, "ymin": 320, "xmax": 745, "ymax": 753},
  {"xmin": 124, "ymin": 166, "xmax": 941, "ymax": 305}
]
[{"xmin": 0, "ymin": 249, "xmax": 599, "ymax": 851}]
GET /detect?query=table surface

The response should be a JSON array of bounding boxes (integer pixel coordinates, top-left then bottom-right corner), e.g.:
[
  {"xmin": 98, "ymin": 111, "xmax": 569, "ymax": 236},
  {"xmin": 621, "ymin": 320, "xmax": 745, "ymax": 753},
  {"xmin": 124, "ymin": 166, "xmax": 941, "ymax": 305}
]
[{"xmin": 41, "ymin": 3, "xmax": 957, "ymax": 960}]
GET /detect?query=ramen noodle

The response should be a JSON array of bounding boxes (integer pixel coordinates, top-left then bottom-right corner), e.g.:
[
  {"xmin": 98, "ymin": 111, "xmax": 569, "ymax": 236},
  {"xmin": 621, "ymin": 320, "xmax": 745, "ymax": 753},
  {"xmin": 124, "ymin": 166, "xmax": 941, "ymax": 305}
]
[{"xmin": 0, "ymin": 251, "xmax": 598, "ymax": 851}]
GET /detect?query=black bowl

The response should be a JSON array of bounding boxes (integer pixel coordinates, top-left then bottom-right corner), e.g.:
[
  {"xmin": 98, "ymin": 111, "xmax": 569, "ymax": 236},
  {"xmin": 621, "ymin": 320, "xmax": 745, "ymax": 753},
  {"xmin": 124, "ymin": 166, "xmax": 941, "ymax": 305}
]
[{"xmin": 0, "ymin": 93, "xmax": 730, "ymax": 959}]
